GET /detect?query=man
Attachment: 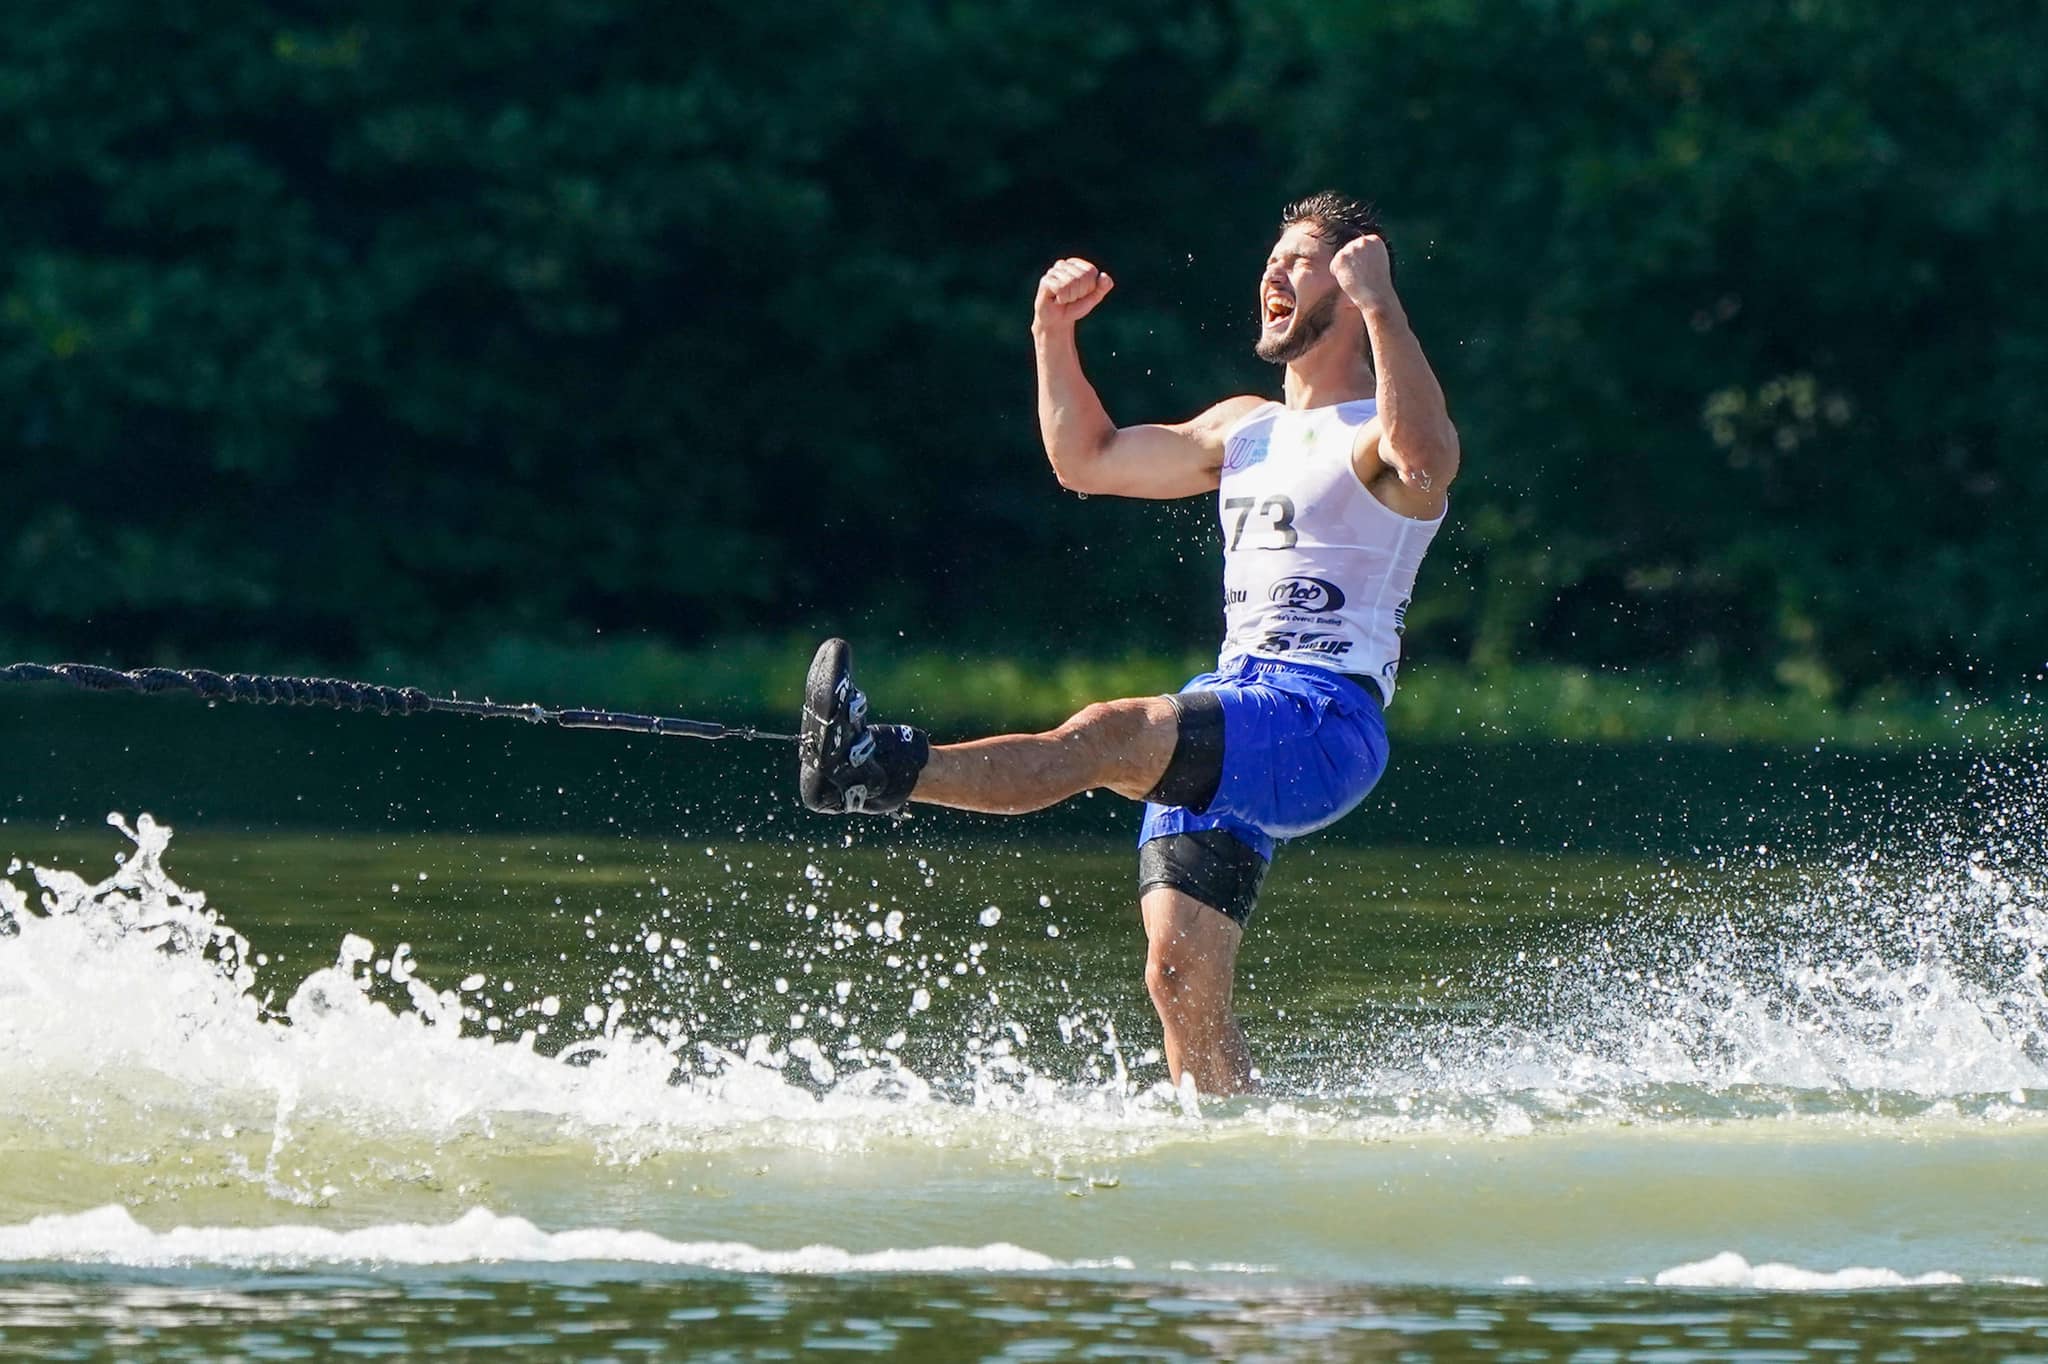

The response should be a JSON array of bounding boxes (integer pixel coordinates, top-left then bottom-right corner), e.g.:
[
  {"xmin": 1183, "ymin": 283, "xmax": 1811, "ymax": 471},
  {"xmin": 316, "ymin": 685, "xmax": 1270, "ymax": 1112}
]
[{"xmin": 798, "ymin": 192, "xmax": 1460, "ymax": 1096}]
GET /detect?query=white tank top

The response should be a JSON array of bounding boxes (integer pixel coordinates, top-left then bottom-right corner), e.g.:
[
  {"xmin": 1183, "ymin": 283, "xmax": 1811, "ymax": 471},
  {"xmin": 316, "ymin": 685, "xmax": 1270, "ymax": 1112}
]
[{"xmin": 1216, "ymin": 398, "xmax": 1444, "ymax": 703}]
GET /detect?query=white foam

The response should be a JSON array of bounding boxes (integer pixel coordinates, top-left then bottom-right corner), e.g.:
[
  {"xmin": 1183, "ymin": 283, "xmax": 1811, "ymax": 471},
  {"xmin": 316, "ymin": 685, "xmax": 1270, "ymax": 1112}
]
[
  {"xmin": 1360, "ymin": 842, "xmax": 2048, "ymax": 1110},
  {"xmin": 7, "ymin": 811, "xmax": 2048, "ymax": 1181},
  {"xmin": 0, "ymin": 1204, "xmax": 1064, "ymax": 1273},
  {"xmin": 0, "ymin": 815, "xmax": 1226, "ymax": 1189},
  {"xmin": 1655, "ymin": 1250, "xmax": 1967, "ymax": 1290}
]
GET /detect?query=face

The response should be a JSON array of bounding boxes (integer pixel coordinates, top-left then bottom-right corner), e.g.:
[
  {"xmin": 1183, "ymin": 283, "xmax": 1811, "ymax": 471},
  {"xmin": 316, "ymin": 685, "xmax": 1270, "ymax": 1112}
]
[{"xmin": 1255, "ymin": 220, "xmax": 1346, "ymax": 364}]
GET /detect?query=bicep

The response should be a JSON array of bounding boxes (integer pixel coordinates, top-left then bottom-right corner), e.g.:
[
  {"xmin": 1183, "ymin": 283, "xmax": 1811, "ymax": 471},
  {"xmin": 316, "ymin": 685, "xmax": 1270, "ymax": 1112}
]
[
  {"xmin": 1349, "ymin": 415, "xmax": 1459, "ymax": 512},
  {"xmin": 1353, "ymin": 412, "xmax": 1461, "ymax": 480},
  {"xmin": 1069, "ymin": 395, "xmax": 1265, "ymax": 499},
  {"xmin": 1076, "ymin": 424, "xmax": 1222, "ymax": 498}
]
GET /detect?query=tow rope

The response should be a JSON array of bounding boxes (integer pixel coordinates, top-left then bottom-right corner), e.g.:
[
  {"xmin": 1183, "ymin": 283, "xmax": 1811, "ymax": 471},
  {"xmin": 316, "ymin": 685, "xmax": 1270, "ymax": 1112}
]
[{"xmin": 0, "ymin": 662, "xmax": 795, "ymax": 743}]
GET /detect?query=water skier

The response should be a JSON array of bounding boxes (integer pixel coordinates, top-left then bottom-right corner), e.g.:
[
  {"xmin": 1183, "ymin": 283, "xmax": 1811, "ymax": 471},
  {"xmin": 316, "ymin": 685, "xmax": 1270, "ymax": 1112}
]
[{"xmin": 799, "ymin": 193, "xmax": 1459, "ymax": 1095}]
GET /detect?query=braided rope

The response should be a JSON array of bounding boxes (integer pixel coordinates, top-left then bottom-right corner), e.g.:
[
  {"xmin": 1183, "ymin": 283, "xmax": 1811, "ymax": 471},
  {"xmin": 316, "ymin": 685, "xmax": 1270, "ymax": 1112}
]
[{"xmin": 1, "ymin": 662, "xmax": 793, "ymax": 742}]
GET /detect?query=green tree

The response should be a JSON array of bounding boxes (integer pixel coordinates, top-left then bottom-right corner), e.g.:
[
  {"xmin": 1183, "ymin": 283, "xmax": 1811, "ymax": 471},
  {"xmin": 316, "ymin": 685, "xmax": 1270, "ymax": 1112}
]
[{"xmin": 2, "ymin": 0, "xmax": 2040, "ymax": 695}]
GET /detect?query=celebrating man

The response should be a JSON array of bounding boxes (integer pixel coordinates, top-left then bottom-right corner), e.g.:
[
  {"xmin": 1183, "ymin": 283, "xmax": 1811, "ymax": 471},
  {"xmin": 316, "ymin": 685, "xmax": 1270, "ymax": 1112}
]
[{"xmin": 799, "ymin": 193, "xmax": 1460, "ymax": 1096}]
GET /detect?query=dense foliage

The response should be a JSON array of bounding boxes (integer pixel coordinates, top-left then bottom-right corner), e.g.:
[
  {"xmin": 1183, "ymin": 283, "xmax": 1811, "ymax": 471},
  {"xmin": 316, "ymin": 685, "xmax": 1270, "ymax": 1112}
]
[{"xmin": 3, "ymin": 0, "xmax": 2041, "ymax": 695}]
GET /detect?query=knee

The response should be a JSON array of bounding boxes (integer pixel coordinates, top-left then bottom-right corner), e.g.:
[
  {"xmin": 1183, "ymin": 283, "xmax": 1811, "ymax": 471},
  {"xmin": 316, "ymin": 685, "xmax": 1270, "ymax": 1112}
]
[
  {"xmin": 1145, "ymin": 936, "xmax": 1215, "ymax": 1012},
  {"xmin": 1144, "ymin": 946, "xmax": 1179, "ymax": 1007},
  {"xmin": 1057, "ymin": 700, "xmax": 1132, "ymax": 749},
  {"xmin": 1058, "ymin": 698, "xmax": 1175, "ymax": 791},
  {"xmin": 1053, "ymin": 700, "xmax": 1144, "ymax": 777}
]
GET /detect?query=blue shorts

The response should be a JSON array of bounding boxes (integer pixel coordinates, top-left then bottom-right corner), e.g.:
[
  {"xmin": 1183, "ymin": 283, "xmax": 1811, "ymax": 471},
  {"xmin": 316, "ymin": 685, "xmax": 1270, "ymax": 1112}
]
[{"xmin": 1138, "ymin": 656, "xmax": 1389, "ymax": 861}]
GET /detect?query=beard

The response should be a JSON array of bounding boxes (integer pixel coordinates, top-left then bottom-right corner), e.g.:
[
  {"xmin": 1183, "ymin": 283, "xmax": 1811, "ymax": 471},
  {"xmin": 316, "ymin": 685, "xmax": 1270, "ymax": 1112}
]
[{"xmin": 1254, "ymin": 286, "xmax": 1342, "ymax": 364}]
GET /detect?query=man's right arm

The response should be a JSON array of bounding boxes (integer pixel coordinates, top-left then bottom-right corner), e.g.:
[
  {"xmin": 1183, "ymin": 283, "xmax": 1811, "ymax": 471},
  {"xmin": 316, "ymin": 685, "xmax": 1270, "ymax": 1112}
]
[{"xmin": 1033, "ymin": 257, "xmax": 1262, "ymax": 499}]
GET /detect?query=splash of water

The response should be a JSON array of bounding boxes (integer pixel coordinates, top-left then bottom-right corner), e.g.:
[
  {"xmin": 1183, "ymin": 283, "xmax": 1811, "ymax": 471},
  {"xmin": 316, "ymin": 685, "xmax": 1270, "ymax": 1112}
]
[
  {"xmin": 0, "ymin": 815, "xmax": 1205, "ymax": 1208},
  {"xmin": 6, "ymin": 804, "xmax": 2048, "ymax": 1197},
  {"xmin": 1320, "ymin": 829, "xmax": 2048, "ymax": 1144}
]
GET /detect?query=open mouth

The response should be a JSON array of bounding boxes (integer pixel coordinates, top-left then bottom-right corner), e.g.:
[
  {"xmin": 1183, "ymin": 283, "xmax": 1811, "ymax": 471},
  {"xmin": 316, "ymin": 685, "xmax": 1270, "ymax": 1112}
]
[{"xmin": 1263, "ymin": 292, "xmax": 1296, "ymax": 327}]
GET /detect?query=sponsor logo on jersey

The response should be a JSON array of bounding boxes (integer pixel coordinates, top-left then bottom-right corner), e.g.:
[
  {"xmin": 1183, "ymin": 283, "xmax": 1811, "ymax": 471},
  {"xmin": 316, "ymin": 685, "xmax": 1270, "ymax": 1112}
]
[
  {"xmin": 1224, "ymin": 435, "xmax": 1271, "ymax": 471},
  {"xmin": 1393, "ymin": 596, "xmax": 1410, "ymax": 637},
  {"xmin": 1268, "ymin": 576, "xmax": 1346, "ymax": 613},
  {"xmin": 1224, "ymin": 588, "xmax": 1248, "ymax": 607},
  {"xmin": 1257, "ymin": 630, "xmax": 1356, "ymax": 660}
]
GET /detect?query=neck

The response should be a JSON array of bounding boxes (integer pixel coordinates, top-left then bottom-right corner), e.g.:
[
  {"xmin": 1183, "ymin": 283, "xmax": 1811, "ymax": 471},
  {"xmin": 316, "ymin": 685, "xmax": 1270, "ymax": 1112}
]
[{"xmin": 1281, "ymin": 345, "xmax": 1375, "ymax": 409}]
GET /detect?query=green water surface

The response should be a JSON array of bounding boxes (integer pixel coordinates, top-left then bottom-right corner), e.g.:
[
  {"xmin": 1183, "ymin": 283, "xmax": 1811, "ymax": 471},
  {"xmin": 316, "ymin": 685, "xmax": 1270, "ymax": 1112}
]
[{"xmin": 4, "ymin": 696, "xmax": 2044, "ymax": 1358}]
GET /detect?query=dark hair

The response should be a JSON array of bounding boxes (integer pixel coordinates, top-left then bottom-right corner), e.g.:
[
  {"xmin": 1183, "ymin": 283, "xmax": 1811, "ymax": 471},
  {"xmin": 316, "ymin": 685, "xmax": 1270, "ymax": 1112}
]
[{"xmin": 1280, "ymin": 191, "xmax": 1394, "ymax": 280}]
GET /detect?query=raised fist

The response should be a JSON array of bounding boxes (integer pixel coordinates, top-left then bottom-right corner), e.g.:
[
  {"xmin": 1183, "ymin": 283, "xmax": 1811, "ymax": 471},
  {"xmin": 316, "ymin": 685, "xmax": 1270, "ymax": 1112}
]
[
  {"xmin": 1034, "ymin": 257, "xmax": 1115, "ymax": 328},
  {"xmin": 1332, "ymin": 234, "xmax": 1395, "ymax": 308}
]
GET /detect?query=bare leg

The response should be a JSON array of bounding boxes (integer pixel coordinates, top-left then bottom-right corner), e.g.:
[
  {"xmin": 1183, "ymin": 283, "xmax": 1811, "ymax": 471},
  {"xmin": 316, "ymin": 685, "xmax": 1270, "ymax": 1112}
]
[
  {"xmin": 912, "ymin": 696, "xmax": 1180, "ymax": 813},
  {"xmin": 1141, "ymin": 886, "xmax": 1255, "ymax": 1096}
]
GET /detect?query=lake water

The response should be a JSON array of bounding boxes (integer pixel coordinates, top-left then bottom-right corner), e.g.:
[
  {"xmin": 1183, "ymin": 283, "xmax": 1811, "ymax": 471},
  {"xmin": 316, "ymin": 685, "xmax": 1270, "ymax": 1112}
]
[{"xmin": 2, "ymin": 695, "xmax": 2045, "ymax": 1357}]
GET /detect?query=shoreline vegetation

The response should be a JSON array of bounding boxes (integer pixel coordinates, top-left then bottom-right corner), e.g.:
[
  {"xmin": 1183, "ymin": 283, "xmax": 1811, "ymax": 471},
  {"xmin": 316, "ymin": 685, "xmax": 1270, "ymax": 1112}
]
[
  {"xmin": 5, "ymin": 5, "xmax": 2037, "ymax": 756},
  {"xmin": 10, "ymin": 636, "xmax": 2014, "ymax": 751}
]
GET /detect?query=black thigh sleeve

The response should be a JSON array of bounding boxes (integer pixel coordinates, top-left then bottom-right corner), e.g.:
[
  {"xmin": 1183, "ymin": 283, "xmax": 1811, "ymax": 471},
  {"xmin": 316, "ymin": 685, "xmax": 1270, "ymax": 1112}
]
[
  {"xmin": 1137, "ymin": 829, "xmax": 1269, "ymax": 926},
  {"xmin": 1140, "ymin": 690, "xmax": 1225, "ymax": 811}
]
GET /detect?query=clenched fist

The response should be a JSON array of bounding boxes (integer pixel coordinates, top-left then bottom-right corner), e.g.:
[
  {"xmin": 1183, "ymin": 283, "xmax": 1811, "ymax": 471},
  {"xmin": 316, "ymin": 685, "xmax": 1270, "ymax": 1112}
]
[
  {"xmin": 1034, "ymin": 257, "xmax": 1115, "ymax": 329},
  {"xmin": 1332, "ymin": 234, "xmax": 1395, "ymax": 310}
]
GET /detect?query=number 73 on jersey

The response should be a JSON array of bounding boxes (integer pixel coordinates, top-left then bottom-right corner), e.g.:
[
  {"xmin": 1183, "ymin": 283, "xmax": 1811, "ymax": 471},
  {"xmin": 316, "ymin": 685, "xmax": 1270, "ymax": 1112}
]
[{"xmin": 1224, "ymin": 495, "xmax": 1298, "ymax": 550}]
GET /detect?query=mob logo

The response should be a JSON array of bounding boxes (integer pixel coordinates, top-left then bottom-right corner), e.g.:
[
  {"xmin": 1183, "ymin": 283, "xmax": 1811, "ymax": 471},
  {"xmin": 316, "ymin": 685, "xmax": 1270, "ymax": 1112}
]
[{"xmin": 1267, "ymin": 576, "xmax": 1346, "ymax": 613}]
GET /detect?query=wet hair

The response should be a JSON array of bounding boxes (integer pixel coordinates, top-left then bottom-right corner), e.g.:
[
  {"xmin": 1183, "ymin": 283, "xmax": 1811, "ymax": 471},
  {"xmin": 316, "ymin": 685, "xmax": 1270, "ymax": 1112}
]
[{"xmin": 1279, "ymin": 191, "xmax": 1395, "ymax": 282}]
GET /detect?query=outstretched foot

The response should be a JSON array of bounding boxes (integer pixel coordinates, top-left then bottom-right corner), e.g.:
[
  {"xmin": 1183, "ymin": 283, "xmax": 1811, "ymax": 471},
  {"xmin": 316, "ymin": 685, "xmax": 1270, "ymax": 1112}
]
[{"xmin": 798, "ymin": 639, "xmax": 928, "ymax": 815}]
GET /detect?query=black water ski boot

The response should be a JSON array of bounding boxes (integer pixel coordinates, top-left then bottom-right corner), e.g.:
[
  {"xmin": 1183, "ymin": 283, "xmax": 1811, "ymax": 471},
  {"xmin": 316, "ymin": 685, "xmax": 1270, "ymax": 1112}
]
[{"xmin": 798, "ymin": 638, "xmax": 929, "ymax": 815}]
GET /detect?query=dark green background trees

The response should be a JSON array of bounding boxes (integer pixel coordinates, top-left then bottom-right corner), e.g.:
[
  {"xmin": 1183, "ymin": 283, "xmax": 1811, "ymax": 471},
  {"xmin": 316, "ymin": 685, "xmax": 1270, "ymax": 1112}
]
[{"xmin": 4, "ymin": 0, "xmax": 2041, "ymax": 696}]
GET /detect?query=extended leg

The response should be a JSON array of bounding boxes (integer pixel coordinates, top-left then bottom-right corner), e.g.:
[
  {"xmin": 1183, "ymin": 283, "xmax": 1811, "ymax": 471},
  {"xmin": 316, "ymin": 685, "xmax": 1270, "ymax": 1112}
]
[
  {"xmin": 1141, "ymin": 886, "xmax": 1255, "ymax": 1096},
  {"xmin": 800, "ymin": 638, "xmax": 1181, "ymax": 817},
  {"xmin": 911, "ymin": 697, "xmax": 1180, "ymax": 814}
]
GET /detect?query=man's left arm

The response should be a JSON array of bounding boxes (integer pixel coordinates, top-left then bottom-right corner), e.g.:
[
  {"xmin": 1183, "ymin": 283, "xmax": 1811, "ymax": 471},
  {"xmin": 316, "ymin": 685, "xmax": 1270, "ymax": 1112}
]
[{"xmin": 1334, "ymin": 235, "xmax": 1460, "ymax": 510}]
